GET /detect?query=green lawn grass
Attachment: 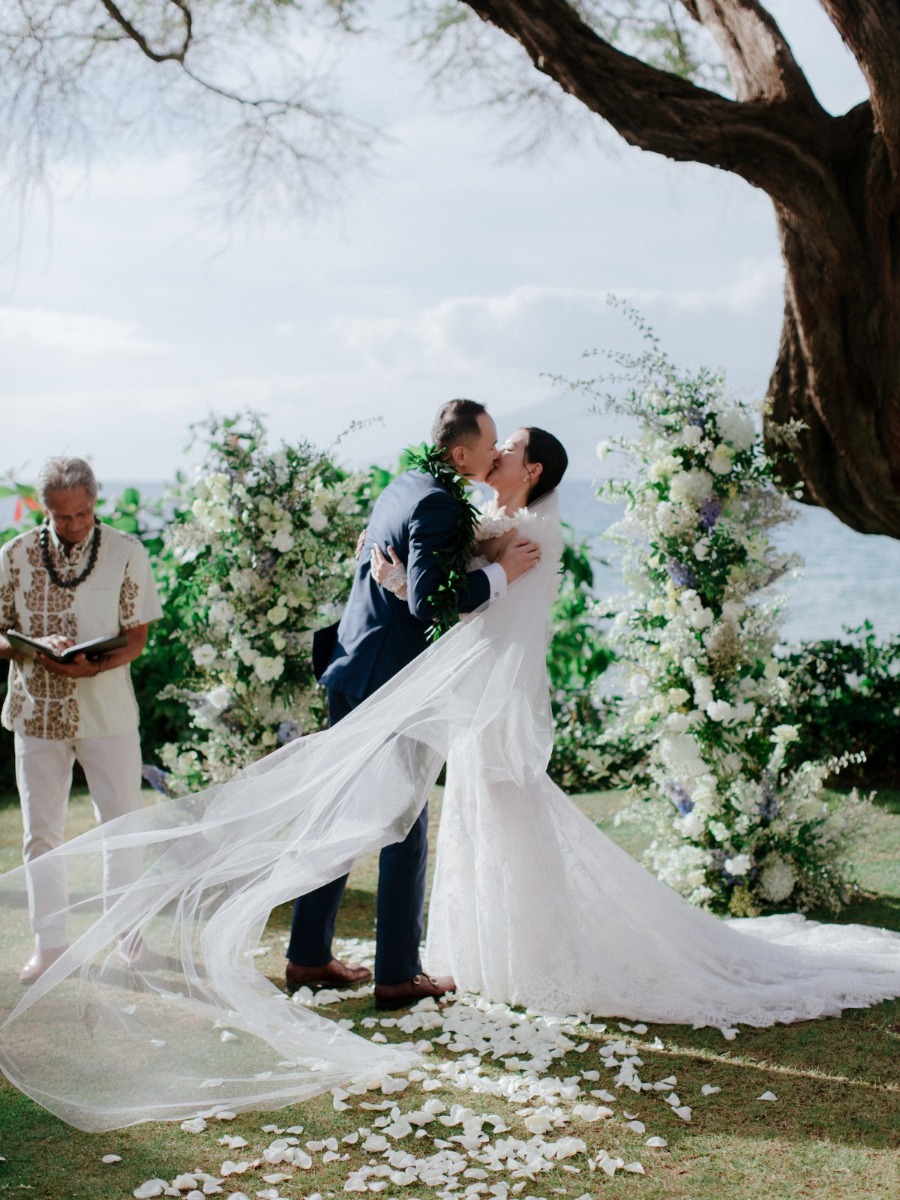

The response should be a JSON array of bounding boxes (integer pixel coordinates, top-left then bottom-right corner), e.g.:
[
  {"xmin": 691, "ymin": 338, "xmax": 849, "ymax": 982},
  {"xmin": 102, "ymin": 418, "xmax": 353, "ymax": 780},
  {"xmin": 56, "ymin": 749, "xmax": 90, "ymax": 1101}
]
[{"xmin": 0, "ymin": 788, "xmax": 897, "ymax": 1200}]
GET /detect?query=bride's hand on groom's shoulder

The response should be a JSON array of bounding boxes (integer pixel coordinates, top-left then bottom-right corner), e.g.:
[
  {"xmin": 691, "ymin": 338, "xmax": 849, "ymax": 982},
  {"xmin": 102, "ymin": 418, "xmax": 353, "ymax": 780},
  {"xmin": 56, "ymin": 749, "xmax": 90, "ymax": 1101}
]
[{"xmin": 498, "ymin": 537, "xmax": 541, "ymax": 583}]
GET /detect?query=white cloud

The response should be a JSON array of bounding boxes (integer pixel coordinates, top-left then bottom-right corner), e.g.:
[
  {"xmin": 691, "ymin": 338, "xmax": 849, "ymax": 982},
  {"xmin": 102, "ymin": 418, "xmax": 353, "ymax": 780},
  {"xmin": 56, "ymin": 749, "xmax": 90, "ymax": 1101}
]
[{"xmin": 0, "ymin": 307, "xmax": 173, "ymax": 356}]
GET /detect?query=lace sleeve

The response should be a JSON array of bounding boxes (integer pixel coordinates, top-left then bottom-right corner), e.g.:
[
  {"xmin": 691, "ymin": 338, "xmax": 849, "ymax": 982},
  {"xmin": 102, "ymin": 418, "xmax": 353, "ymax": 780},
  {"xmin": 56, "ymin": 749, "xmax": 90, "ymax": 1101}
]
[{"xmin": 370, "ymin": 547, "xmax": 408, "ymax": 600}]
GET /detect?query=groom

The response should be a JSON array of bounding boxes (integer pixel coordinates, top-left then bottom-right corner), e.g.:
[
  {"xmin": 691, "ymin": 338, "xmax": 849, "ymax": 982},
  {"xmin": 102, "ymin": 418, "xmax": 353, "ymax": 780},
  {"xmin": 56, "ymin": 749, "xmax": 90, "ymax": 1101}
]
[{"xmin": 285, "ymin": 398, "xmax": 541, "ymax": 1008}]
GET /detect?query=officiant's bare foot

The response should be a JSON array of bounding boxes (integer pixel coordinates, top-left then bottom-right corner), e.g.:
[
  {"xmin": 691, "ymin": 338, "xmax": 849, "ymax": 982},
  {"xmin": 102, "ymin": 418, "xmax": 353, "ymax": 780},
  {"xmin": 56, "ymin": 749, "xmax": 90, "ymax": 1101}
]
[
  {"xmin": 285, "ymin": 957, "xmax": 372, "ymax": 994},
  {"xmin": 374, "ymin": 973, "xmax": 456, "ymax": 1010}
]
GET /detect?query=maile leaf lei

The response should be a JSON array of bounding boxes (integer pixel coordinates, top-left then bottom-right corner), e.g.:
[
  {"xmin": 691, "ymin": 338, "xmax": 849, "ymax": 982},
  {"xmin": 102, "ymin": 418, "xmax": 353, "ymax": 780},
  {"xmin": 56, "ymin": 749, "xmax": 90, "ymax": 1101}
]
[{"xmin": 404, "ymin": 442, "xmax": 481, "ymax": 641}]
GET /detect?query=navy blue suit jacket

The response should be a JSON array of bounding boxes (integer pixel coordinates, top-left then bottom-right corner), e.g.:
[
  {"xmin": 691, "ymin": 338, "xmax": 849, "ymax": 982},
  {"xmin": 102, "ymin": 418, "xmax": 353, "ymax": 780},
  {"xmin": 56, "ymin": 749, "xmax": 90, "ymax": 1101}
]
[{"xmin": 320, "ymin": 470, "xmax": 491, "ymax": 700}]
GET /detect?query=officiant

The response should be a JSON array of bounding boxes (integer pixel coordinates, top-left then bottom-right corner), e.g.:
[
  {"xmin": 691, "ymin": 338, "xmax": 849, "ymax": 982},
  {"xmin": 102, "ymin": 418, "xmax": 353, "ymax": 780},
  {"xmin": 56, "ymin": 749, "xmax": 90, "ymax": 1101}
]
[{"xmin": 0, "ymin": 456, "xmax": 163, "ymax": 984}]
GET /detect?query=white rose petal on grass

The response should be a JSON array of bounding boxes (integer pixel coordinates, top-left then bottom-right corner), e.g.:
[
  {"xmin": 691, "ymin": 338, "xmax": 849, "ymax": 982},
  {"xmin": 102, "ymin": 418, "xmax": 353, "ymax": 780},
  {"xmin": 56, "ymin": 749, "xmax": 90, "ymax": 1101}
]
[
  {"xmin": 172, "ymin": 1175, "xmax": 199, "ymax": 1190},
  {"xmin": 701, "ymin": 1084, "xmax": 721, "ymax": 1096},
  {"xmin": 758, "ymin": 1091, "xmax": 778, "ymax": 1102},
  {"xmin": 627, "ymin": 1120, "xmax": 646, "ymax": 1134},
  {"xmin": 181, "ymin": 1117, "xmax": 207, "ymax": 1133},
  {"xmin": 134, "ymin": 1182, "xmax": 169, "ymax": 1199},
  {"xmin": 624, "ymin": 1162, "xmax": 646, "ymax": 1174},
  {"xmin": 101, "ymin": 1154, "xmax": 122, "ymax": 1163},
  {"xmin": 645, "ymin": 1136, "xmax": 668, "ymax": 1148},
  {"xmin": 219, "ymin": 1030, "xmax": 238, "ymax": 1043}
]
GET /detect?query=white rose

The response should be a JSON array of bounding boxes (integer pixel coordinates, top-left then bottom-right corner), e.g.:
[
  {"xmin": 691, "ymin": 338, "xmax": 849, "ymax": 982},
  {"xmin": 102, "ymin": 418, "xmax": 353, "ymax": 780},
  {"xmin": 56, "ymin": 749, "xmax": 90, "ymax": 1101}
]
[
  {"xmin": 763, "ymin": 659, "xmax": 782, "ymax": 679},
  {"xmin": 692, "ymin": 538, "xmax": 711, "ymax": 562},
  {"xmin": 708, "ymin": 820, "xmax": 730, "ymax": 844},
  {"xmin": 267, "ymin": 604, "xmax": 289, "ymax": 626},
  {"xmin": 724, "ymin": 854, "xmax": 752, "ymax": 877},
  {"xmin": 665, "ymin": 712, "xmax": 689, "ymax": 733},
  {"xmin": 271, "ymin": 632, "xmax": 287, "ymax": 651},
  {"xmin": 209, "ymin": 600, "xmax": 236, "ymax": 626},
  {"xmin": 191, "ymin": 643, "xmax": 217, "ymax": 668},
  {"xmin": 206, "ymin": 686, "xmax": 231, "ymax": 712},
  {"xmin": 253, "ymin": 655, "xmax": 285, "ymax": 683},
  {"xmin": 271, "ymin": 529, "xmax": 294, "ymax": 553},
  {"xmin": 706, "ymin": 699, "xmax": 733, "ymax": 723},
  {"xmin": 307, "ymin": 510, "xmax": 328, "ymax": 533},
  {"xmin": 771, "ymin": 724, "xmax": 800, "ymax": 746}
]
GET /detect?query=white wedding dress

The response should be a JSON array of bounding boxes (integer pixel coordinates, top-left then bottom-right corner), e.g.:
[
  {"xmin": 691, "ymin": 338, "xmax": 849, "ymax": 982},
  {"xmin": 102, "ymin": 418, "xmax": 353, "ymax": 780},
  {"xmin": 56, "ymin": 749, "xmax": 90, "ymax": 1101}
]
[{"xmin": 1, "ymin": 492, "xmax": 899, "ymax": 1132}]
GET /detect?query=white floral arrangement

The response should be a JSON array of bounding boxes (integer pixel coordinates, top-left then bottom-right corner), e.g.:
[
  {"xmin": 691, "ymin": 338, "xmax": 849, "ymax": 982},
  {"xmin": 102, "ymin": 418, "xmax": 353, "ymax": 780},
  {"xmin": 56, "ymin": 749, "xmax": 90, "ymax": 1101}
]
[
  {"xmin": 591, "ymin": 323, "xmax": 872, "ymax": 916},
  {"xmin": 158, "ymin": 414, "xmax": 367, "ymax": 794}
]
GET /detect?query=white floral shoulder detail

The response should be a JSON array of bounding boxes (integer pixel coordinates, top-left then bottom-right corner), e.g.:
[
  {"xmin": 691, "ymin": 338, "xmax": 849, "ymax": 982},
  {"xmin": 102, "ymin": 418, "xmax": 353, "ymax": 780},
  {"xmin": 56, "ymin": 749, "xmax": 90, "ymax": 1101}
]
[{"xmin": 474, "ymin": 500, "xmax": 536, "ymax": 543}]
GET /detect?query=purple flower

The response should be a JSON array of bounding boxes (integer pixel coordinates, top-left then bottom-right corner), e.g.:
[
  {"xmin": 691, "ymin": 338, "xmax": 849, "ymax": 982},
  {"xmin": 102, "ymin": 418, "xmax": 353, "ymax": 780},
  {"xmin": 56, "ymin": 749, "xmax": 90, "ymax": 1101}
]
[
  {"xmin": 699, "ymin": 498, "xmax": 722, "ymax": 531},
  {"xmin": 141, "ymin": 763, "xmax": 170, "ymax": 796},
  {"xmin": 665, "ymin": 559, "xmax": 698, "ymax": 589},
  {"xmin": 257, "ymin": 549, "xmax": 278, "ymax": 577},
  {"xmin": 277, "ymin": 720, "xmax": 301, "ymax": 745},
  {"xmin": 665, "ymin": 779, "xmax": 694, "ymax": 815}
]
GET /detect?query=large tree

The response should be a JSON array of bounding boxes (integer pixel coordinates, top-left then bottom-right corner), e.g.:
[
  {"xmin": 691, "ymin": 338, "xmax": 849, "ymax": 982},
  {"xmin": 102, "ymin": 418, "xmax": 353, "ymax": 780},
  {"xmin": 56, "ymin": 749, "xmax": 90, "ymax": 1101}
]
[{"xmin": 3, "ymin": 1, "xmax": 898, "ymax": 535}]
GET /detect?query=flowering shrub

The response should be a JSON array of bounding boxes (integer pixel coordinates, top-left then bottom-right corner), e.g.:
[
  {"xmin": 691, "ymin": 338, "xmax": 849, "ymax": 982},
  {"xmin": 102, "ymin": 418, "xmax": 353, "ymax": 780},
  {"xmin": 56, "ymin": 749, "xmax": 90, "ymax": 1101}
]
[
  {"xmin": 155, "ymin": 415, "xmax": 369, "ymax": 794},
  {"xmin": 587, "ymin": 319, "xmax": 873, "ymax": 915}
]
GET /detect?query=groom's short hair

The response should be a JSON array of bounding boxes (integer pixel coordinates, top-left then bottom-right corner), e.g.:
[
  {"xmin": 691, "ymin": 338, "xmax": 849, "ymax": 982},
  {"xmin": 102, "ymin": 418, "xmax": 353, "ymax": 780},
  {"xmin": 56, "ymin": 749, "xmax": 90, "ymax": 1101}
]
[{"xmin": 432, "ymin": 399, "xmax": 487, "ymax": 451}]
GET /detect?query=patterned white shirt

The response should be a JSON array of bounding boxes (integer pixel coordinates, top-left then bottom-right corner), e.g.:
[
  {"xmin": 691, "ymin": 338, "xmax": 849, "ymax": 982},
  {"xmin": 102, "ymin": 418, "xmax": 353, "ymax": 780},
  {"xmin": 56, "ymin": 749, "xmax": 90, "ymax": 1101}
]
[{"xmin": 0, "ymin": 523, "xmax": 163, "ymax": 740}]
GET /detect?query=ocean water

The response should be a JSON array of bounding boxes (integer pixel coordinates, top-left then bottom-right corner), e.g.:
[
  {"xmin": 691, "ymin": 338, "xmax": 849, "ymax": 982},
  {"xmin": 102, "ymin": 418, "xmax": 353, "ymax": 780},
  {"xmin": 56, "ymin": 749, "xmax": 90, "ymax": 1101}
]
[{"xmin": 558, "ymin": 480, "xmax": 900, "ymax": 645}]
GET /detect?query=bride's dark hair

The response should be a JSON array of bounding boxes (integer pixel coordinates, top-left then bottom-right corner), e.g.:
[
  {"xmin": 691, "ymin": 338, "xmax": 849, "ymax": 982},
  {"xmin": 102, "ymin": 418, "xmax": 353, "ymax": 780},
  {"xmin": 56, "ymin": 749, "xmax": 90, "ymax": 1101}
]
[{"xmin": 524, "ymin": 427, "xmax": 568, "ymax": 503}]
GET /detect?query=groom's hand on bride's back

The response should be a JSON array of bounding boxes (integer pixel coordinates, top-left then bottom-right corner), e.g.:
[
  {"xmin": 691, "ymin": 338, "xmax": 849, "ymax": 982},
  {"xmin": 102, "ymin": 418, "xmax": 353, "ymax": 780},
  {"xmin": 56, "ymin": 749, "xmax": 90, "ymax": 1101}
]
[{"xmin": 498, "ymin": 538, "xmax": 541, "ymax": 583}]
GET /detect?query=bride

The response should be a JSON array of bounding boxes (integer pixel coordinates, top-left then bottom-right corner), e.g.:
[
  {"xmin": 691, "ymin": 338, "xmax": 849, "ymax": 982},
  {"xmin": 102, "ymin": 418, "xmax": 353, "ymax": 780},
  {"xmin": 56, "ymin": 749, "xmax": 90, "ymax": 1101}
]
[{"xmin": 0, "ymin": 428, "xmax": 899, "ymax": 1132}]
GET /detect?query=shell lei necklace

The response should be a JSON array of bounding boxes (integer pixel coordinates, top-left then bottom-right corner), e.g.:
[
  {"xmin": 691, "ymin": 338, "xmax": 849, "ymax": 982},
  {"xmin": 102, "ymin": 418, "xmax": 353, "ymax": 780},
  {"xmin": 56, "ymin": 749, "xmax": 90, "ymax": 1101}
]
[{"xmin": 39, "ymin": 518, "xmax": 102, "ymax": 589}]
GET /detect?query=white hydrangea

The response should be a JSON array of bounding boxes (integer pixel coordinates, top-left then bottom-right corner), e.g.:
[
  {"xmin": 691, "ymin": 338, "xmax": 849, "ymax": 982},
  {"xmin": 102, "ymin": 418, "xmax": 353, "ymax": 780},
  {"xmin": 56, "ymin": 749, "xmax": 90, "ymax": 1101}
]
[
  {"xmin": 192, "ymin": 643, "xmax": 217, "ymax": 668},
  {"xmin": 669, "ymin": 469, "xmax": 714, "ymax": 505},
  {"xmin": 718, "ymin": 408, "xmax": 756, "ymax": 451},
  {"xmin": 708, "ymin": 444, "xmax": 734, "ymax": 476}
]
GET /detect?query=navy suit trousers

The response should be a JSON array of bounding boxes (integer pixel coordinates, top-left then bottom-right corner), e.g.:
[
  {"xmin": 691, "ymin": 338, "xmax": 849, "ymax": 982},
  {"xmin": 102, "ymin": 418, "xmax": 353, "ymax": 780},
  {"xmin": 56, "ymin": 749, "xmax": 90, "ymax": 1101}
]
[{"xmin": 286, "ymin": 687, "xmax": 429, "ymax": 985}]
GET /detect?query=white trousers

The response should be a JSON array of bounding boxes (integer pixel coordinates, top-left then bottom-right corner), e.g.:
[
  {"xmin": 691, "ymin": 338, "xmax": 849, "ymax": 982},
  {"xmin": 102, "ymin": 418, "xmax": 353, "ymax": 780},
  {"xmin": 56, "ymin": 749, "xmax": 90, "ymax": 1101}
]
[{"xmin": 14, "ymin": 730, "xmax": 145, "ymax": 950}]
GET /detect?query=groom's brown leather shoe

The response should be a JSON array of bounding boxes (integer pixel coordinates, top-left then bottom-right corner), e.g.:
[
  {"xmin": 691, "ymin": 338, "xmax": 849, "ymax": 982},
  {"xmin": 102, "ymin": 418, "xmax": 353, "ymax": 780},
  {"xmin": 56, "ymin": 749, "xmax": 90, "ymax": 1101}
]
[
  {"xmin": 285, "ymin": 958, "xmax": 372, "ymax": 994},
  {"xmin": 19, "ymin": 944, "xmax": 68, "ymax": 984},
  {"xmin": 374, "ymin": 974, "xmax": 456, "ymax": 1010}
]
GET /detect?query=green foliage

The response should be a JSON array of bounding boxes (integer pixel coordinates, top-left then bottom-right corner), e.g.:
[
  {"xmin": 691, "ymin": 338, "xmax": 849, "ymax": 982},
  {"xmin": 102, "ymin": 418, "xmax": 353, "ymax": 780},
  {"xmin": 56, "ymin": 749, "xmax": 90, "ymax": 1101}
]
[
  {"xmin": 402, "ymin": 442, "xmax": 482, "ymax": 642},
  {"xmin": 547, "ymin": 529, "xmax": 617, "ymax": 792},
  {"xmin": 780, "ymin": 625, "xmax": 900, "ymax": 789}
]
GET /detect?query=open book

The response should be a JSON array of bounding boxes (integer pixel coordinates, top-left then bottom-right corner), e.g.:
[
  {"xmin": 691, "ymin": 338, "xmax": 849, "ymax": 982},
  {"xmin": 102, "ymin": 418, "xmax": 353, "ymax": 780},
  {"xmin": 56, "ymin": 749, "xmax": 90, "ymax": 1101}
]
[{"xmin": 5, "ymin": 630, "xmax": 127, "ymax": 663}]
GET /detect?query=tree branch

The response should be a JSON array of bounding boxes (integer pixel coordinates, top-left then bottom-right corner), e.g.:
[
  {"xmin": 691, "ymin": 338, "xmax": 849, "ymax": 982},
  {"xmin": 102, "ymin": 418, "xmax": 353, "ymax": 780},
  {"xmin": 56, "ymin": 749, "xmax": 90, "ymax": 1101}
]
[
  {"xmin": 819, "ymin": 0, "xmax": 900, "ymax": 178},
  {"xmin": 98, "ymin": 0, "xmax": 192, "ymax": 65},
  {"xmin": 464, "ymin": 0, "xmax": 847, "ymax": 233},
  {"xmin": 679, "ymin": 0, "xmax": 822, "ymax": 109}
]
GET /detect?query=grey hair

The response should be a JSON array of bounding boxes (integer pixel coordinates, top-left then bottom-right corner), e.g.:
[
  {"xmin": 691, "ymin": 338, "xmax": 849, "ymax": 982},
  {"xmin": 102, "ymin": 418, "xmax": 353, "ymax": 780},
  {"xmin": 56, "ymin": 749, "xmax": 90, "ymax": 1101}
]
[{"xmin": 37, "ymin": 457, "xmax": 99, "ymax": 508}]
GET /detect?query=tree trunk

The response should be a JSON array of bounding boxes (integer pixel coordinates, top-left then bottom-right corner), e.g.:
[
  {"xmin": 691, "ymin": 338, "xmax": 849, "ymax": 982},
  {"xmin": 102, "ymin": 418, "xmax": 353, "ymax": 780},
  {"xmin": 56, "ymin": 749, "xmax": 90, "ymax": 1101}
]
[
  {"xmin": 767, "ymin": 106, "xmax": 900, "ymax": 536},
  {"xmin": 464, "ymin": 0, "xmax": 900, "ymax": 536}
]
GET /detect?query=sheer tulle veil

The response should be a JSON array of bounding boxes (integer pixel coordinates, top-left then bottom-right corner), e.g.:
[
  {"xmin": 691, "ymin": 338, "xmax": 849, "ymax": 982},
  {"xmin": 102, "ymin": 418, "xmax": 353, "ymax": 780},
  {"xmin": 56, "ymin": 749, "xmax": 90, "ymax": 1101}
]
[{"xmin": 0, "ymin": 493, "xmax": 565, "ymax": 1131}]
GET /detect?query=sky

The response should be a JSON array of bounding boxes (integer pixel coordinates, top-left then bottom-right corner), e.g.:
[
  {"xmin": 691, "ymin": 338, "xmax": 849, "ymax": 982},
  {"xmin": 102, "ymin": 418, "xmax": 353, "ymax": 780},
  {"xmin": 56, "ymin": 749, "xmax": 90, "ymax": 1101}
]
[{"xmin": 0, "ymin": 1, "xmax": 869, "ymax": 488}]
